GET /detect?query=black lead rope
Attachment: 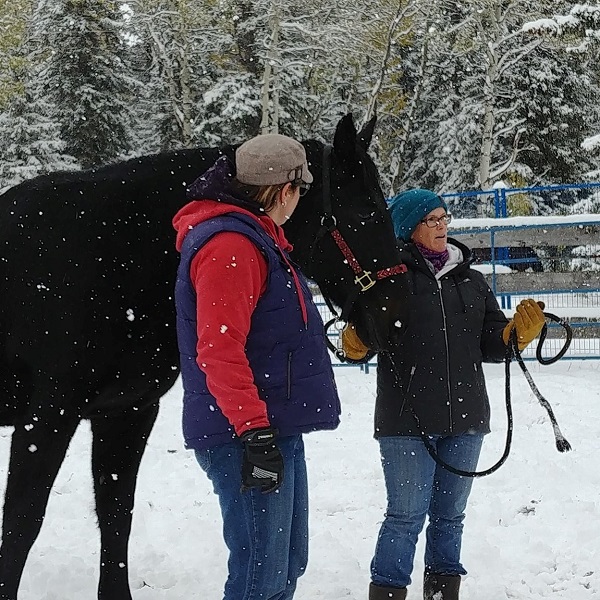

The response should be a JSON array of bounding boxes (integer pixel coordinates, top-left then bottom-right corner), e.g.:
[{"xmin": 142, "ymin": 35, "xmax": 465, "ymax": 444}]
[
  {"xmin": 514, "ymin": 312, "xmax": 572, "ymax": 452},
  {"xmin": 391, "ymin": 311, "xmax": 573, "ymax": 478}
]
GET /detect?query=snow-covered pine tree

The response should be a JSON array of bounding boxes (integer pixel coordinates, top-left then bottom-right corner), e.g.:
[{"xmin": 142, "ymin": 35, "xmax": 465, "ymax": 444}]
[
  {"xmin": 521, "ymin": 2, "xmax": 600, "ymax": 186},
  {"xmin": 193, "ymin": 0, "xmax": 263, "ymax": 145},
  {"xmin": 37, "ymin": 0, "xmax": 135, "ymax": 168},
  {"xmin": 0, "ymin": 0, "xmax": 34, "ymax": 108},
  {"xmin": 395, "ymin": 2, "xmax": 485, "ymax": 196},
  {"xmin": 504, "ymin": 43, "xmax": 598, "ymax": 187},
  {"xmin": 0, "ymin": 93, "xmax": 78, "ymax": 193},
  {"xmin": 523, "ymin": 3, "xmax": 600, "ymax": 49},
  {"xmin": 0, "ymin": 0, "xmax": 78, "ymax": 191}
]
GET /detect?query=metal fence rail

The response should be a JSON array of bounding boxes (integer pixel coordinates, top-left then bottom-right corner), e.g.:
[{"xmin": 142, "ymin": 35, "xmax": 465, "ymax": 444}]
[{"xmin": 442, "ymin": 182, "xmax": 600, "ymax": 218}]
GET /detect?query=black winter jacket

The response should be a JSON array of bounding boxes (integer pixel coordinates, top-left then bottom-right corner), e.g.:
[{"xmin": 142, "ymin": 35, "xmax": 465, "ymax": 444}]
[{"xmin": 375, "ymin": 238, "xmax": 508, "ymax": 437}]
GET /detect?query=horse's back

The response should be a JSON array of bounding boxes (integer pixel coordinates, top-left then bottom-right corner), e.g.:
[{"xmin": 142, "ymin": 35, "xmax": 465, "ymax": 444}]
[{"xmin": 0, "ymin": 147, "xmax": 221, "ymax": 418}]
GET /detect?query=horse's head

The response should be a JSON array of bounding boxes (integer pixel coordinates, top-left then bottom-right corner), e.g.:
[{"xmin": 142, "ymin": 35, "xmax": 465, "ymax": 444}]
[{"xmin": 285, "ymin": 114, "xmax": 411, "ymax": 353}]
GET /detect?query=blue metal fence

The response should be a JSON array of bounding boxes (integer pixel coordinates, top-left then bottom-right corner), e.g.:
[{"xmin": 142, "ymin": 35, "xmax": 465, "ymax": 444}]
[
  {"xmin": 445, "ymin": 183, "xmax": 600, "ymax": 361},
  {"xmin": 442, "ymin": 182, "xmax": 600, "ymax": 218},
  {"xmin": 315, "ymin": 182, "xmax": 600, "ymax": 370}
]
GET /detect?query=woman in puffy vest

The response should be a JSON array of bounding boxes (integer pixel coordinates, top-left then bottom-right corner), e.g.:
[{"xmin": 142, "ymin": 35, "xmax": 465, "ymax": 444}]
[
  {"xmin": 173, "ymin": 134, "xmax": 340, "ymax": 600},
  {"xmin": 368, "ymin": 189, "xmax": 545, "ymax": 600}
]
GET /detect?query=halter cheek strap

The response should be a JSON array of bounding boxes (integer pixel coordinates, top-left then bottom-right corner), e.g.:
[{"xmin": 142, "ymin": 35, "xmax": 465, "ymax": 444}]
[
  {"xmin": 329, "ymin": 228, "xmax": 407, "ymax": 292},
  {"xmin": 314, "ymin": 144, "xmax": 408, "ymax": 358},
  {"xmin": 320, "ymin": 145, "xmax": 406, "ymax": 280}
]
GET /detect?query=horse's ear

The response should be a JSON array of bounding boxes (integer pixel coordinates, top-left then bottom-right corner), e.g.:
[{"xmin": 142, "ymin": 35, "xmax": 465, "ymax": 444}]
[
  {"xmin": 333, "ymin": 113, "xmax": 357, "ymax": 159},
  {"xmin": 358, "ymin": 116, "xmax": 376, "ymax": 150}
]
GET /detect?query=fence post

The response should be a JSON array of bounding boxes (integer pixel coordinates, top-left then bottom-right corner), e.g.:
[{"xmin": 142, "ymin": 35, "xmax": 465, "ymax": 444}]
[
  {"xmin": 493, "ymin": 188, "xmax": 500, "ymax": 218},
  {"xmin": 490, "ymin": 230, "xmax": 497, "ymax": 296}
]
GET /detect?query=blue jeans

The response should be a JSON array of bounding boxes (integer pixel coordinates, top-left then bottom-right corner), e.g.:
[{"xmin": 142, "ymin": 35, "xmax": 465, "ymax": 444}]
[
  {"xmin": 371, "ymin": 434, "xmax": 484, "ymax": 589},
  {"xmin": 195, "ymin": 435, "xmax": 308, "ymax": 600}
]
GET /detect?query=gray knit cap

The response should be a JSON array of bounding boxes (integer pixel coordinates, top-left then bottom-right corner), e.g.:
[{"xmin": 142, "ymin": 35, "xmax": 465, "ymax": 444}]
[{"xmin": 235, "ymin": 133, "xmax": 313, "ymax": 187}]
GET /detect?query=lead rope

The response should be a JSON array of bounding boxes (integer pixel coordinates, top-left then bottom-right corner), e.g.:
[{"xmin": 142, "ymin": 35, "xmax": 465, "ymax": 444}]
[
  {"xmin": 389, "ymin": 312, "xmax": 573, "ymax": 478},
  {"xmin": 513, "ymin": 311, "xmax": 572, "ymax": 452}
]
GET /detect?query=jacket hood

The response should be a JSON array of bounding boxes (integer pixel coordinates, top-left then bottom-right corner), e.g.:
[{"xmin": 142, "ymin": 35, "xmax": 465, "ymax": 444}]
[
  {"xmin": 447, "ymin": 237, "xmax": 473, "ymax": 263},
  {"xmin": 173, "ymin": 155, "xmax": 292, "ymax": 252}
]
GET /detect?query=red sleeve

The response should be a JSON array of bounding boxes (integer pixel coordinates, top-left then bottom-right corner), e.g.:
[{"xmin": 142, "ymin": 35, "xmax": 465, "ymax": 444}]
[{"xmin": 189, "ymin": 231, "xmax": 271, "ymax": 436}]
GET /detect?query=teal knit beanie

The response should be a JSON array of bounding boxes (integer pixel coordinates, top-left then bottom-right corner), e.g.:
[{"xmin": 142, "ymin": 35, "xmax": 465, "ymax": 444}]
[{"xmin": 387, "ymin": 188, "xmax": 448, "ymax": 241}]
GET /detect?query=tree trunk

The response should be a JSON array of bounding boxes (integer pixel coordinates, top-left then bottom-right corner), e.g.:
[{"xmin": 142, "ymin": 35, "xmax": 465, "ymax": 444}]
[
  {"xmin": 260, "ymin": 4, "xmax": 281, "ymax": 134},
  {"xmin": 389, "ymin": 30, "xmax": 430, "ymax": 195}
]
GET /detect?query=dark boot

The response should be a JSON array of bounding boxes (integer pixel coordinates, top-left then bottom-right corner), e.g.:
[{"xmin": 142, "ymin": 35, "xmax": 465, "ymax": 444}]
[
  {"xmin": 369, "ymin": 582, "xmax": 408, "ymax": 600},
  {"xmin": 423, "ymin": 573, "xmax": 460, "ymax": 600}
]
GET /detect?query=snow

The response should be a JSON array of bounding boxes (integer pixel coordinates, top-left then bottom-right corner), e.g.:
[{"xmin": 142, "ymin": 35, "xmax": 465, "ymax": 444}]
[
  {"xmin": 472, "ymin": 263, "xmax": 513, "ymax": 274},
  {"xmin": 452, "ymin": 213, "xmax": 600, "ymax": 229},
  {"xmin": 582, "ymin": 134, "xmax": 600, "ymax": 151},
  {"xmin": 2, "ymin": 361, "xmax": 600, "ymax": 599}
]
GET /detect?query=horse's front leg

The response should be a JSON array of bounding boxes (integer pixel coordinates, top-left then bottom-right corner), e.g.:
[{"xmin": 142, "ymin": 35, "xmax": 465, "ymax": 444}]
[
  {"xmin": 0, "ymin": 402, "xmax": 80, "ymax": 600},
  {"xmin": 90, "ymin": 401, "xmax": 159, "ymax": 600}
]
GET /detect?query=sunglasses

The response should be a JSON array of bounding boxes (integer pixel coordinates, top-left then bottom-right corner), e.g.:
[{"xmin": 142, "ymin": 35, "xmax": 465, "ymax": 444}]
[
  {"xmin": 298, "ymin": 182, "xmax": 311, "ymax": 197},
  {"xmin": 289, "ymin": 176, "xmax": 310, "ymax": 197}
]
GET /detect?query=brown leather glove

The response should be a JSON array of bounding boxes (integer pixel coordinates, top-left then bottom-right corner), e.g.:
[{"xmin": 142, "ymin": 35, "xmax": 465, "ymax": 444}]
[
  {"xmin": 341, "ymin": 323, "xmax": 370, "ymax": 361},
  {"xmin": 502, "ymin": 299, "xmax": 546, "ymax": 351}
]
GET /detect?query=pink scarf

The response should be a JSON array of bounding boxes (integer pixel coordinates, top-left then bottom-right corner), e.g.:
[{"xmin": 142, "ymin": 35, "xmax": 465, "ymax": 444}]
[{"xmin": 415, "ymin": 241, "xmax": 449, "ymax": 273}]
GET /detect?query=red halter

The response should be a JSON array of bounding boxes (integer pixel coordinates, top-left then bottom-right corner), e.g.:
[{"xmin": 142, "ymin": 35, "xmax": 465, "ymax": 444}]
[{"xmin": 329, "ymin": 228, "xmax": 407, "ymax": 292}]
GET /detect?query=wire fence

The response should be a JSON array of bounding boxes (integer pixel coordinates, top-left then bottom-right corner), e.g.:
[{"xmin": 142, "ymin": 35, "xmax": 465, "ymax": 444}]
[{"xmin": 315, "ymin": 297, "xmax": 599, "ymax": 372}]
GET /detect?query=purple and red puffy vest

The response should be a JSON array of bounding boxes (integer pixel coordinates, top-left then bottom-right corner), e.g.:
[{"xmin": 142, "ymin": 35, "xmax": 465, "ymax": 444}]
[{"xmin": 175, "ymin": 212, "xmax": 340, "ymax": 450}]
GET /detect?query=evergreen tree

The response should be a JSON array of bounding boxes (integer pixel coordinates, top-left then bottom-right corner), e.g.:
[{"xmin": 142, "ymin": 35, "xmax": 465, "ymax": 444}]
[
  {"xmin": 0, "ymin": 0, "xmax": 78, "ymax": 191},
  {"xmin": 0, "ymin": 0, "xmax": 34, "ymax": 108},
  {"xmin": 394, "ymin": 2, "xmax": 484, "ymax": 195},
  {"xmin": 506, "ymin": 43, "xmax": 598, "ymax": 186},
  {"xmin": 194, "ymin": 0, "xmax": 263, "ymax": 145},
  {"xmin": 0, "ymin": 93, "xmax": 77, "ymax": 192},
  {"xmin": 39, "ymin": 0, "xmax": 136, "ymax": 168},
  {"xmin": 522, "ymin": 2, "xmax": 600, "ymax": 184}
]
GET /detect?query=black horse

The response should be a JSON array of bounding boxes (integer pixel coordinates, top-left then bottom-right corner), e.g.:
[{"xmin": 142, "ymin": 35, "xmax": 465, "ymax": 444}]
[{"xmin": 0, "ymin": 114, "xmax": 409, "ymax": 599}]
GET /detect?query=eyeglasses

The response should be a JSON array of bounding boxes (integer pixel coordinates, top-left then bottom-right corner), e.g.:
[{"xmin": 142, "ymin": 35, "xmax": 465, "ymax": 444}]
[{"xmin": 420, "ymin": 214, "xmax": 452, "ymax": 228}]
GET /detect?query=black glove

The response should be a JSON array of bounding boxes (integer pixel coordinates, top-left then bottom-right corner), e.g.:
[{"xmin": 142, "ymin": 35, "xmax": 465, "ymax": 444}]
[{"xmin": 240, "ymin": 427, "xmax": 284, "ymax": 494}]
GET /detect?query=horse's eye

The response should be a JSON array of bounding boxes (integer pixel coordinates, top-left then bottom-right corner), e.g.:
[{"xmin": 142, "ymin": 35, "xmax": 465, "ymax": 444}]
[{"xmin": 357, "ymin": 211, "xmax": 377, "ymax": 221}]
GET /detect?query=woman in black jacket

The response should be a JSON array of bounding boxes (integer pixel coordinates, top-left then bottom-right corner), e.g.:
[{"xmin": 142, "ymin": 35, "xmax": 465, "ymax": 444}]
[{"xmin": 368, "ymin": 189, "xmax": 545, "ymax": 600}]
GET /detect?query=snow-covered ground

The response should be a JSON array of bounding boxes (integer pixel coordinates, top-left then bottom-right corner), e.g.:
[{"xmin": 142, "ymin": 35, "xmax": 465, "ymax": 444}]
[{"xmin": 1, "ymin": 361, "xmax": 599, "ymax": 599}]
